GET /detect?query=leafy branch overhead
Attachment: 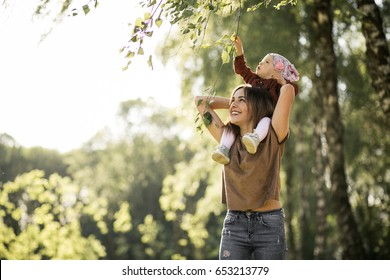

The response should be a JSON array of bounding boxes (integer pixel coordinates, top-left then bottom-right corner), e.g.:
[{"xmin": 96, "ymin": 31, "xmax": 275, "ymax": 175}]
[
  {"xmin": 35, "ymin": 0, "xmax": 99, "ymax": 18},
  {"xmin": 121, "ymin": 0, "xmax": 298, "ymax": 70},
  {"xmin": 33, "ymin": 0, "xmax": 297, "ymax": 69}
]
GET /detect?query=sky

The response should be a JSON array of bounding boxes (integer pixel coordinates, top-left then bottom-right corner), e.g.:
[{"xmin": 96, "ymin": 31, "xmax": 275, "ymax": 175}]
[{"xmin": 0, "ymin": 0, "xmax": 181, "ymax": 152}]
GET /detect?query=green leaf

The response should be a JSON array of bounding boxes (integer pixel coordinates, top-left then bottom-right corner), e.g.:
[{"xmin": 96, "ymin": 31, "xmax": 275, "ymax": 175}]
[
  {"xmin": 247, "ymin": 2, "xmax": 263, "ymax": 12},
  {"xmin": 131, "ymin": 35, "xmax": 139, "ymax": 42},
  {"xmin": 201, "ymin": 43, "xmax": 212, "ymax": 49},
  {"xmin": 125, "ymin": 51, "xmax": 135, "ymax": 59},
  {"xmin": 147, "ymin": 55, "xmax": 153, "ymax": 70},
  {"xmin": 187, "ymin": 23, "xmax": 196, "ymax": 29},
  {"xmin": 135, "ymin": 17, "xmax": 143, "ymax": 27},
  {"xmin": 155, "ymin": 18, "xmax": 163, "ymax": 28},
  {"xmin": 221, "ymin": 50, "xmax": 230, "ymax": 64},
  {"xmin": 70, "ymin": 8, "xmax": 78, "ymax": 17},
  {"xmin": 122, "ymin": 60, "xmax": 132, "ymax": 71},
  {"xmin": 182, "ymin": 28, "xmax": 190, "ymax": 35},
  {"xmin": 137, "ymin": 47, "xmax": 144, "ymax": 55},
  {"xmin": 82, "ymin": 5, "xmax": 90, "ymax": 15},
  {"xmin": 226, "ymin": 45, "xmax": 233, "ymax": 54},
  {"xmin": 147, "ymin": 0, "xmax": 156, "ymax": 6},
  {"xmin": 144, "ymin": 12, "xmax": 152, "ymax": 20},
  {"xmin": 216, "ymin": 34, "xmax": 229, "ymax": 44},
  {"xmin": 182, "ymin": 9, "xmax": 193, "ymax": 18}
]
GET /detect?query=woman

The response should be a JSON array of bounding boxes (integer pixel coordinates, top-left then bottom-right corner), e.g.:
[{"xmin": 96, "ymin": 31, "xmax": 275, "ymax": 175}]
[{"xmin": 194, "ymin": 80, "xmax": 295, "ymax": 260}]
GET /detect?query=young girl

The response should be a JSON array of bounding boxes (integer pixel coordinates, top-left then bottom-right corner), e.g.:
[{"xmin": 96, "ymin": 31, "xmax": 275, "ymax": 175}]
[{"xmin": 212, "ymin": 35, "xmax": 300, "ymax": 164}]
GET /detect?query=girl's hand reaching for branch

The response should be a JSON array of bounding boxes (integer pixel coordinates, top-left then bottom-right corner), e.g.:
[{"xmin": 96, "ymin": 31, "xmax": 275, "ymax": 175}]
[{"xmin": 233, "ymin": 34, "xmax": 244, "ymax": 56}]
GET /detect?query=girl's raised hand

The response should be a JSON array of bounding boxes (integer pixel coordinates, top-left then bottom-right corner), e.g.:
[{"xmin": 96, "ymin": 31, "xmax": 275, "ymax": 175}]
[{"xmin": 233, "ymin": 34, "xmax": 244, "ymax": 56}]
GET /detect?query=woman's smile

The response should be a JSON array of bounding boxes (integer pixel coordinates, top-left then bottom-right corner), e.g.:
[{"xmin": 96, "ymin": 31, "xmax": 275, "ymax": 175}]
[{"xmin": 230, "ymin": 109, "xmax": 241, "ymax": 116}]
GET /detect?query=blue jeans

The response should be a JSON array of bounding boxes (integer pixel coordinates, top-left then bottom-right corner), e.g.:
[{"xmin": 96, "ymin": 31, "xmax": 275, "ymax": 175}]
[{"xmin": 219, "ymin": 209, "xmax": 287, "ymax": 260}]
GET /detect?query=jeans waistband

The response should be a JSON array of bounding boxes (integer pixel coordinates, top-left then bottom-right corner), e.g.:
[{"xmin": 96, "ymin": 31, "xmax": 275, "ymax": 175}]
[{"xmin": 228, "ymin": 208, "xmax": 284, "ymax": 217}]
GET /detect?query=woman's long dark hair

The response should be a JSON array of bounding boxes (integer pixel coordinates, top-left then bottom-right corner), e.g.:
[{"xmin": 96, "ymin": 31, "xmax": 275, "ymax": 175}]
[{"xmin": 224, "ymin": 84, "xmax": 274, "ymax": 137}]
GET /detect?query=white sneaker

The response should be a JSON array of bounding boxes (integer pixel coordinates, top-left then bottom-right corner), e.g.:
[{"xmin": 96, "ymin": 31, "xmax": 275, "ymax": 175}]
[
  {"xmin": 212, "ymin": 145, "xmax": 230, "ymax": 164},
  {"xmin": 242, "ymin": 132, "xmax": 260, "ymax": 154}
]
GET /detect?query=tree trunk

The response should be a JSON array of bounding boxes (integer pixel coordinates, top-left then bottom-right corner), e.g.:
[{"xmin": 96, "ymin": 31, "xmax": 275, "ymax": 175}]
[
  {"xmin": 283, "ymin": 140, "xmax": 297, "ymax": 259},
  {"xmin": 356, "ymin": 0, "xmax": 390, "ymax": 115},
  {"xmin": 309, "ymin": 77, "xmax": 329, "ymax": 258},
  {"xmin": 310, "ymin": 0, "xmax": 367, "ymax": 259}
]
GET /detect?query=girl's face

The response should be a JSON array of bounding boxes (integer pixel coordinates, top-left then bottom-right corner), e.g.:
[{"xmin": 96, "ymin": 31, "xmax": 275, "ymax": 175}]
[
  {"xmin": 229, "ymin": 87, "xmax": 250, "ymax": 128},
  {"xmin": 256, "ymin": 54, "xmax": 275, "ymax": 79}
]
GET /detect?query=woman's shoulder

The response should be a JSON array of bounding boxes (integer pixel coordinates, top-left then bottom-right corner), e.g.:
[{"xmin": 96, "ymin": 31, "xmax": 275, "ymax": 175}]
[{"xmin": 270, "ymin": 124, "xmax": 289, "ymax": 145}]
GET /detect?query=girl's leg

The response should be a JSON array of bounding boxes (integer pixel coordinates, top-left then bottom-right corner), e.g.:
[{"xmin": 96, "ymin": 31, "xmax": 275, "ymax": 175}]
[
  {"xmin": 242, "ymin": 117, "xmax": 271, "ymax": 154},
  {"xmin": 212, "ymin": 130, "xmax": 235, "ymax": 164},
  {"xmin": 254, "ymin": 117, "xmax": 271, "ymax": 142},
  {"xmin": 220, "ymin": 129, "xmax": 235, "ymax": 148}
]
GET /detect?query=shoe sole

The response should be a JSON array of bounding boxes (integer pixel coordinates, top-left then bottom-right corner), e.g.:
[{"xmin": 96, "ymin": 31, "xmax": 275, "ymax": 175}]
[
  {"xmin": 242, "ymin": 137, "xmax": 257, "ymax": 154},
  {"xmin": 212, "ymin": 153, "xmax": 230, "ymax": 165}
]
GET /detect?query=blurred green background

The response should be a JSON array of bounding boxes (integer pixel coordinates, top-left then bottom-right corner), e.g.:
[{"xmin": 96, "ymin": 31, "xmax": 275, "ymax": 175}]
[{"xmin": 1, "ymin": 0, "xmax": 389, "ymax": 259}]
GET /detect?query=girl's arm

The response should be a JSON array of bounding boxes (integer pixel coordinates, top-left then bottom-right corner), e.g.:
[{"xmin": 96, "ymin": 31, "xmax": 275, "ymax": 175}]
[
  {"xmin": 271, "ymin": 84, "xmax": 295, "ymax": 142},
  {"xmin": 233, "ymin": 35, "xmax": 259, "ymax": 85},
  {"xmin": 194, "ymin": 96, "xmax": 230, "ymax": 143}
]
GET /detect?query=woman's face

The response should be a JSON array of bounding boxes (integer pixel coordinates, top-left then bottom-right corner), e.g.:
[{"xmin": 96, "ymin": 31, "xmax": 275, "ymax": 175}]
[
  {"xmin": 229, "ymin": 87, "xmax": 250, "ymax": 127},
  {"xmin": 256, "ymin": 54, "xmax": 274, "ymax": 79}
]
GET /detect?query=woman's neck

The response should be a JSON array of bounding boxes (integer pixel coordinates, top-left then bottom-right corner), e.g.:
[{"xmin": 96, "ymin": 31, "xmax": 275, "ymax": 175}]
[{"xmin": 239, "ymin": 124, "xmax": 253, "ymax": 136}]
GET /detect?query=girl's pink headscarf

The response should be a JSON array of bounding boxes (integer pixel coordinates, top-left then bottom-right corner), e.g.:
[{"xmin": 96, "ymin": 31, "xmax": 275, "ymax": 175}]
[{"xmin": 270, "ymin": 53, "xmax": 300, "ymax": 83}]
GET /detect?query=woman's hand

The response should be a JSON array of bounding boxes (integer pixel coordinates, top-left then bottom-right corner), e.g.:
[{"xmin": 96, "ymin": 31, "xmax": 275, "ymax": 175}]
[
  {"xmin": 272, "ymin": 69, "xmax": 286, "ymax": 86},
  {"xmin": 194, "ymin": 96, "xmax": 229, "ymax": 143}
]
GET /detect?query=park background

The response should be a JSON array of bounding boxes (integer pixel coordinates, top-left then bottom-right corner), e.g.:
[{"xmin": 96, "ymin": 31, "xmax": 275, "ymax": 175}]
[{"xmin": 0, "ymin": 0, "xmax": 389, "ymax": 259}]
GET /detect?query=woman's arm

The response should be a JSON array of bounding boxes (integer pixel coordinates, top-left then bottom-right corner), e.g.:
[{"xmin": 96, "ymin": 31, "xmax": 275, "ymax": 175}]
[
  {"xmin": 194, "ymin": 96, "xmax": 230, "ymax": 143},
  {"xmin": 271, "ymin": 83, "xmax": 295, "ymax": 142}
]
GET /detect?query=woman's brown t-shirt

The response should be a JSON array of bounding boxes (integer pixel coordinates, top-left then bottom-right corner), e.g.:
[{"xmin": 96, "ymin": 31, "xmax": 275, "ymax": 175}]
[{"xmin": 222, "ymin": 124, "xmax": 287, "ymax": 210}]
